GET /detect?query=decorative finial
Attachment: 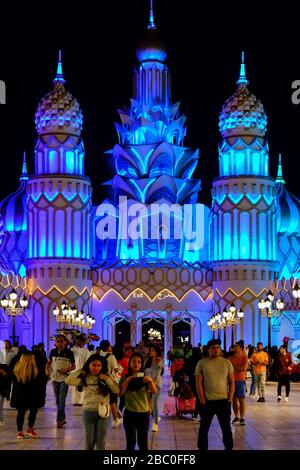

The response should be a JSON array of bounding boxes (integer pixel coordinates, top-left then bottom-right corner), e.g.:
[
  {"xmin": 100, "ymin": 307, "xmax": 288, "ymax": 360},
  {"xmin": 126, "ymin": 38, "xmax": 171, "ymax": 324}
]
[
  {"xmin": 20, "ymin": 151, "xmax": 28, "ymax": 181},
  {"xmin": 53, "ymin": 50, "xmax": 65, "ymax": 85},
  {"xmin": 276, "ymin": 153, "xmax": 286, "ymax": 184},
  {"xmin": 148, "ymin": 0, "xmax": 156, "ymax": 30},
  {"xmin": 237, "ymin": 51, "xmax": 249, "ymax": 86}
]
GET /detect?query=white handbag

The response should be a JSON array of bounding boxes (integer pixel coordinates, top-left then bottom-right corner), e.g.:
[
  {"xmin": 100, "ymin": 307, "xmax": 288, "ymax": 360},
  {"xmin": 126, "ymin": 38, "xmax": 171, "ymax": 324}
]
[{"xmin": 98, "ymin": 401, "xmax": 110, "ymax": 418}]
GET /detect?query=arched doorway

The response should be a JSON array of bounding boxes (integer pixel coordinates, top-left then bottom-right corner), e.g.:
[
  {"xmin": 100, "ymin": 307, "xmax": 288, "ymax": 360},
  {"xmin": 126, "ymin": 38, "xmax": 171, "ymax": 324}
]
[
  {"xmin": 141, "ymin": 317, "xmax": 164, "ymax": 351},
  {"xmin": 115, "ymin": 317, "xmax": 131, "ymax": 346},
  {"xmin": 173, "ymin": 318, "xmax": 191, "ymax": 346}
]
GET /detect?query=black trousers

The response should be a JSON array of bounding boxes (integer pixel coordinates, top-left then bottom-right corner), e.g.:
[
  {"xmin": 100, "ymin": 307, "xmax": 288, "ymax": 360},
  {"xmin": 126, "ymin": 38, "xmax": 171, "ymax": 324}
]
[
  {"xmin": 277, "ymin": 375, "xmax": 290, "ymax": 397},
  {"xmin": 198, "ymin": 400, "xmax": 233, "ymax": 451},
  {"xmin": 123, "ymin": 409, "xmax": 149, "ymax": 450},
  {"xmin": 17, "ymin": 407, "xmax": 38, "ymax": 432}
]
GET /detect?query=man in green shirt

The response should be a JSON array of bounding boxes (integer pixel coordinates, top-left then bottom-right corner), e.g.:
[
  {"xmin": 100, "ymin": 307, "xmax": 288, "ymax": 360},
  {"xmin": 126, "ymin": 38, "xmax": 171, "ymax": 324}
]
[{"xmin": 195, "ymin": 339, "xmax": 235, "ymax": 451}]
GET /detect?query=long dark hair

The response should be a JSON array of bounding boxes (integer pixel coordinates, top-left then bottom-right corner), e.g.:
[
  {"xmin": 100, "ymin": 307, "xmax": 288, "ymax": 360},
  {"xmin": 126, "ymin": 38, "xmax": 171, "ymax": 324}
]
[
  {"xmin": 126, "ymin": 352, "xmax": 146, "ymax": 391},
  {"xmin": 79, "ymin": 354, "xmax": 110, "ymax": 396},
  {"xmin": 145, "ymin": 344, "xmax": 162, "ymax": 369}
]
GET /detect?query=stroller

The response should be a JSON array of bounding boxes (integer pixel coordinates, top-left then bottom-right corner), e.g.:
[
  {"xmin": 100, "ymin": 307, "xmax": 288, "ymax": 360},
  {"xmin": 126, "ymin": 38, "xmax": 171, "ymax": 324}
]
[{"xmin": 173, "ymin": 374, "xmax": 196, "ymax": 418}]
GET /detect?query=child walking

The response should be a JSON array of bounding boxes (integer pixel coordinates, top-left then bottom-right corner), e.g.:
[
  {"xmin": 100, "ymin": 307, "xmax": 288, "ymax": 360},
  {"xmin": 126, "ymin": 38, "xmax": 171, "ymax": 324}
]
[
  {"xmin": 65, "ymin": 354, "xmax": 119, "ymax": 450},
  {"xmin": 119, "ymin": 352, "xmax": 157, "ymax": 450}
]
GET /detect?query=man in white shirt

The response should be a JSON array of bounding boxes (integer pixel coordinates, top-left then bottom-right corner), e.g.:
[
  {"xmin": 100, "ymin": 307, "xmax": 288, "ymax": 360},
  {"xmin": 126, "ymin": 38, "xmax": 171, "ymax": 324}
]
[{"xmin": 0, "ymin": 340, "xmax": 16, "ymax": 366}]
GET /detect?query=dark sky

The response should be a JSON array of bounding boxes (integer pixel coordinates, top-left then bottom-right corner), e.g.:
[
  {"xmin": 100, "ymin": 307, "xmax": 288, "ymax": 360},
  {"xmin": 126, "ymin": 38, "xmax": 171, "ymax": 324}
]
[{"xmin": 0, "ymin": 0, "xmax": 299, "ymax": 207}]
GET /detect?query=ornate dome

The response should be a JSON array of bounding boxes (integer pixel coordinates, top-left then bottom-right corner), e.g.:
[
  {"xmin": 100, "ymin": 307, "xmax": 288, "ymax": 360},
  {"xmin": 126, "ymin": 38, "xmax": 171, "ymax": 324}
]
[
  {"xmin": 0, "ymin": 153, "xmax": 28, "ymax": 233},
  {"xmin": 276, "ymin": 155, "xmax": 300, "ymax": 235},
  {"xmin": 136, "ymin": 29, "xmax": 167, "ymax": 63},
  {"xmin": 219, "ymin": 53, "xmax": 267, "ymax": 138},
  {"xmin": 136, "ymin": 1, "xmax": 167, "ymax": 63},
  {"xmin": 35, "ymin": 52, "xmax": 83, "ymax": 136}
]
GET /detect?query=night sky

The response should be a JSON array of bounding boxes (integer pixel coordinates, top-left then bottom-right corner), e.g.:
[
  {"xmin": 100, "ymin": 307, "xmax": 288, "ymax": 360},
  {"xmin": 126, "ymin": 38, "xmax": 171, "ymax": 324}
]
[{"xmin": 0, "ymin": 0, "xmax": 299, "ymax": 208}]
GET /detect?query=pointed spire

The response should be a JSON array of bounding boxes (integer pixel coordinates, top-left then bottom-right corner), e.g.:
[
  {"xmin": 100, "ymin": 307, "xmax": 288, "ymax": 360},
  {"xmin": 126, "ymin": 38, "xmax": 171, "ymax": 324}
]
[
  {"xmin": 20, "ymin": 151, "xmax": 28, "ymax": 181},
  {"xmin": 147, "ymin": 0, "xmax": 156, "ymax": 30},
  {"xmin": 236, "ymin": 51, "xmax": 249, "ymax": 86},
  {"xmin": 276, "ymin": 154, "xmax": 286, "ymax": 184},
  {"xmin": 53, "ymin": 50, "xmax": 65, "ymax": 85}
]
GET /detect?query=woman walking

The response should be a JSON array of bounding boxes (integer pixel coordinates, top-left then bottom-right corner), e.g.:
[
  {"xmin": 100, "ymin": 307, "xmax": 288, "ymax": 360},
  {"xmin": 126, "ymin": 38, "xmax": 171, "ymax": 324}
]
[
  {"xmin": 145, "ymin": 344, "xmax": 164, "ymax": 431},
  {"xmin": 120, "ymin": 352, "xmax": 157, "ymax": 450},
  {"xmin": 275, "ymin": 345, "xmax": 293, "ymax": 402},
  {"xmin": 65, "ymin": 354, "xmax": 119, "ymax": 449},
  {"xmin": 12, "ymin": 351, "xmax": 41, "ymax": 439}
]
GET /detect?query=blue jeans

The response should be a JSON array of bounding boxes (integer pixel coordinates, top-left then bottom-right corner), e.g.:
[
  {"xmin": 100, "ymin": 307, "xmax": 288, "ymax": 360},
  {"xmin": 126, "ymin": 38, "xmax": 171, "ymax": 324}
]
[
  {"xmin": 52, "ymin": 381, "xmax": 69, "ymax": 423},
  {"xmin": 151, "ymin": 388, "xmax": 161, "ymax": 424},
  {"xmin": 0, "ymin": 395, "xmax": 5, "ymax": 421},
  {"xmin": 82, "ymin": 410, "xmax": 109, "ymax": 450},
  {"xmin": 250, "ymin": 368, "xmax": 256, "ymax": 395}
]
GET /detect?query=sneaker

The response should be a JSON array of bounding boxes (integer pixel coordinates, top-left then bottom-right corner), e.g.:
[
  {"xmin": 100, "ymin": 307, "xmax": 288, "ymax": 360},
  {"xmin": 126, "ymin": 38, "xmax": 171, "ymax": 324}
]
[
  {"xmin": 231, "ymin": 417, "xmax": 240, "ymax": 424},
  {"xmin": 26, "ymin": 428, "xmax": 38, "ymax": 438},
  {"xmin": 57, "ymin": 421, "xmax": 64, "ymax": 429},
  {"xmin": 261, "ymin": 397, "xmax": 266, "ymax": 402},
  {"xmin": 17, "ymin": 432, "xmax": 25, "ymax": 439},
  {"xmin": 239, "ymin": 418, "xmax": 245, "ymax": 425},
  {"xmin": 152, "ymin": 423, "xmax": 159, "ymax": 432},
  {"xmin": 277, "ymin": 396, "xmax": 281, "ymax": 402},
  {"xmin": 285, "ymin": 397, "xmax": 289, "ymax": 402},
  {"xmin": 0, "ymin": 421, "xmax": 4, "ymax": 429},
  {"xmin": 157, "ymin": 416, "xmax": 161, "ymax": 423}
]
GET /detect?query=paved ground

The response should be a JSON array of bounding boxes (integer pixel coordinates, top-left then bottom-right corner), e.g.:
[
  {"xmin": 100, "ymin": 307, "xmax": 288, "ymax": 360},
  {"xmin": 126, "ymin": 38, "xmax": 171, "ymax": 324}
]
[{"xmin": 0, "ymin": 369, "xmax": 300, "ymax": 450}]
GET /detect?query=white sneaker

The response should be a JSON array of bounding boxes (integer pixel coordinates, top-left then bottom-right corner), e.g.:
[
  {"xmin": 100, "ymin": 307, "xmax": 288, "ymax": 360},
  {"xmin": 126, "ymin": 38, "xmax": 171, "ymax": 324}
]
[
  {"xmin": 152, "ymin": 423, "xmax": 159, "ymax": 432},
  {"xmin": 157, "ymin": 416, "xmax": 161, "ymax": 423},
  {"xmin": 285, "ymin": 397, "xmax": 289, "ymax": 402},
  {"xmin": 277, "ymin": 396, "xmax": 281, "ymax": 402}
]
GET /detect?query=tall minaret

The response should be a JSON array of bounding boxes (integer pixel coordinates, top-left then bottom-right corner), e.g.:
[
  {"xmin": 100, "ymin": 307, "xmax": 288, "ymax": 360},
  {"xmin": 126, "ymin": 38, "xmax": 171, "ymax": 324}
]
[
  {"xmin": 27, "ymin": 52, "xmax": 93, "ymax": 347},
  {"xmin": 210, "ymin": 53, "xmax": 278, "ymax": 345}
]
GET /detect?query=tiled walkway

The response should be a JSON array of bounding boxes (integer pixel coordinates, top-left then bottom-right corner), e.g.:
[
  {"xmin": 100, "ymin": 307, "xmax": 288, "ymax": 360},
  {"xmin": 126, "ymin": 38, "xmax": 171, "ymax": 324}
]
[{"xmin": 0, "ymin": 369, "xmax": 300, "ymax": 450}]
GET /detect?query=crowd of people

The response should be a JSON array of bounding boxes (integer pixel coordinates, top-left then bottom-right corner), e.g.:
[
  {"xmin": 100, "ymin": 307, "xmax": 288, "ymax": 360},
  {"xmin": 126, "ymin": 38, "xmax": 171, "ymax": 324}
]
[{"xmin": 0, "ymin": 336, "xmax": 298, "ymax": 451}]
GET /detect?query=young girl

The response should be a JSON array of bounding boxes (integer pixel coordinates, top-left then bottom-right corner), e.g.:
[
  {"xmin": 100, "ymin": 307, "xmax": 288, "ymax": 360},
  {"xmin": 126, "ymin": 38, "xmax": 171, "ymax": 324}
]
[
  {"xmin": 119, "ymin": 352, "xmax": 157, "ymax": 450},
  {"xmin": 65, "ymin": 354, "xmax": 119, "ymax": 450},
  {"xmin": 12, "ymin": 351, "xmax": 41, "ymax": 439},
  {"xmin": 145, "ymin": 344, "xmax": 164, "ymax": 431}
]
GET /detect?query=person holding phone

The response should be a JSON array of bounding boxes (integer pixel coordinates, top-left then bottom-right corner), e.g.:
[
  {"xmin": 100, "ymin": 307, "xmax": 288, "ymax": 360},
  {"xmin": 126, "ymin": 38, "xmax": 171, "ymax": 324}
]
[{"xmin": 119, "ymin": 352, "xmax": 157, "ymax": 450}]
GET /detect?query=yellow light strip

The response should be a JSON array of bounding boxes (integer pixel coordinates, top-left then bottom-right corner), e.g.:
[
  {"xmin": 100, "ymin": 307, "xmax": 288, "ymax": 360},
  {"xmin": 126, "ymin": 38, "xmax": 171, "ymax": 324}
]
[
  {"xmin": 30, "ymin": 285, "xmax": 92, "ymax": 297},
  {"xmin": 93, "ymin": 287, "xmax": 208, "ymax": 303},
  {"xmin": 215, "ymin": 287, "xmax": 267, "ymax": 298}
]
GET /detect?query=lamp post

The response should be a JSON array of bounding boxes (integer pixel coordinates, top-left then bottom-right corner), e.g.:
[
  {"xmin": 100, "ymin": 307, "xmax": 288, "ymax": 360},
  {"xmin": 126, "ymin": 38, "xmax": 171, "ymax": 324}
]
[
  {"xmin": 258, "ymin": 290, "xmax": 284, "ymax": 351},
  {"xmin": 222, "ymin": 303, "xmax": 244, "ymax": 346},
  {"xmin": 52, "ymin": 300, "xmax": 96, "ymax": 332},
  {"xmin": 292, "ymin": 282, "xmax": 300, "ymax": 307},
  {"xmin": 207, "ymin": 312, "xmax": 226, "ymax": 348},
  {"xmin": 1, "ymin": 289, "xmax": 29, "ymax": 342}
]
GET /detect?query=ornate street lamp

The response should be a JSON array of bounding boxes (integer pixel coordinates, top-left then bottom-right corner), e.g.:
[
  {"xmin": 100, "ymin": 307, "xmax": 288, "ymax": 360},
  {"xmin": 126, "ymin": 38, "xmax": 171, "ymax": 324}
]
[
  {"xmin": 1, "ymin": 289, "xmax": 29, "ymax": 342},
  {"xmin": 222, "ymin": 303, "xmax": 244, "ymax": 346},
  {"xmin": 53, "ymin": 300, "xmax": 96, "ymax": 332},
  {"xmin": 258, "ymin": 290, "xmax": 284, "ymax": 350},
  {"xmin": 207, "ymin": 312, "xmax": 226, "ymax": 345},
  {"xmin": 292, "ymin": 282, "xmax": 300, "ymax": 307}
]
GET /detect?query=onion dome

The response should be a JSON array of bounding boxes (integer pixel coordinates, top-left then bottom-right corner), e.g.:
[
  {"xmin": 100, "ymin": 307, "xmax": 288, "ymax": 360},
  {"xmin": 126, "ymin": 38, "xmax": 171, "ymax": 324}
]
[
  {"xmin": 35, "ymin": 51, "xmax": 83, "ymax": 136},
  {"xmin": 0, "ymin": 152, "xmax": 28, "ymax": 232},
  {"xmin": 276, "ymin": 154, "xmax": 300, "ymax": 235},
  {"xmin": 136, "ymin": 0, "xmax": 167, "ymax": 63},
  {"xmin": 219, "ymin": 52, "xmax": 267, "ymax": 138}
]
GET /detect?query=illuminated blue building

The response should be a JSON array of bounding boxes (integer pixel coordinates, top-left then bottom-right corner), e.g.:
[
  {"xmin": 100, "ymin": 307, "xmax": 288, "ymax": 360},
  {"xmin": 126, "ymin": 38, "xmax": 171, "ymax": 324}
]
[{"xmin": 0, "ymin": 4, "xmax": 300, "ymax": 350}]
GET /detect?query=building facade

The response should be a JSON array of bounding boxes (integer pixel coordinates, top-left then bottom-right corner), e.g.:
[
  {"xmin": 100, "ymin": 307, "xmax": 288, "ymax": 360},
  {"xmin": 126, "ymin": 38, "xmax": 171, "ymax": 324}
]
[{"xmin": 1, "ymin": 6, "xmax": 300, "ymax": 352}]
